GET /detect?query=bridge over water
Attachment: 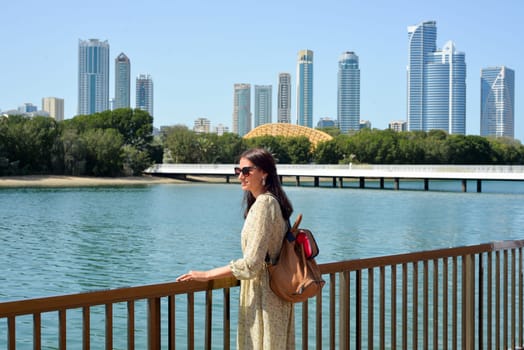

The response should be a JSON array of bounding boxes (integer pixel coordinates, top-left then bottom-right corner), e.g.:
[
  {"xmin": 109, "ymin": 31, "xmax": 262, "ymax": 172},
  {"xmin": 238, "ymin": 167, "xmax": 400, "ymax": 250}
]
[{"xmin": 144, "ymin": 164, "xmax": 524, "ymax": 192}]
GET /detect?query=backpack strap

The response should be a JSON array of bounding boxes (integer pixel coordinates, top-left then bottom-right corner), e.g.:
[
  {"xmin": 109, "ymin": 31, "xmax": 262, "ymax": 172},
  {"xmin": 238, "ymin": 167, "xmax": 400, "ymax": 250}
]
[{"xmin": 266, "ymin": 219, "xmax": 293, "ymax": 265}]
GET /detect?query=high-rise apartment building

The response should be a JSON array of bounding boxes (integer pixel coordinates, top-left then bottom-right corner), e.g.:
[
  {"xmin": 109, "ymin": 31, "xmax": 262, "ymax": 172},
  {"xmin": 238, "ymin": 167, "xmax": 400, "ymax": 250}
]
[
  {"xmin": 337, "ymin": 51, "xmax": 360, "ymax": 133},
  {"xmin": 254, "ymin": 85, "xmax": 272, "ymax": 127},
  {"xmin": 136, "ymin": 74, "xmax": 154, "ymax": 116},
  {"xmin": 407, "ymin": 21, "xmax": 466, "ymax": 134},
  {"xmin": 480, "ymin": 66, "xmax": 515, "ymax": 139},
  {"xmin": 296, "ymin": 50, "xmax": 313, "ymax": 127},
  {"xmin": 193, "ymin": 117, "xmax": 211, "ymax": 134},
  {"xmin": 277, "ymin": 73, "xmax": 291, "ymax": 123},
  {"xmin": 114, "ymin": 53, "xmax": 131, "ymax": 109},
  {"xmin": 78, "ymin": 39, "xmax": 110, "ymax": 115},
  {"xmin": 389, "ymin": 120, "xmax": 407, "ymax": 132},
  {"xmin": 232, "ymin": 84, "xmax": 251, "ymax": 136},
  {"xmin": 42, "ymin": 97, "xmax": 64, "ymax": 121}
]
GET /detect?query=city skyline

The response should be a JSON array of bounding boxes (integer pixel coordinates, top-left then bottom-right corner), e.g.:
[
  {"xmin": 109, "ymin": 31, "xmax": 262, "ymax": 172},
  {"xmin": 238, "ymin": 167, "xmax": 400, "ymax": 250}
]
[{"xmin": 1, "ymin": 0, "xmax": 522, "ymax": 140}]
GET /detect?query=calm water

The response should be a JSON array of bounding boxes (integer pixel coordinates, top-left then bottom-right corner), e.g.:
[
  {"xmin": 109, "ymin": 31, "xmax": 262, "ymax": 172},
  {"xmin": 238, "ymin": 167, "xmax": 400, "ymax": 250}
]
[{"xmin": 1, "ymin": 180, "xmax": 524, "ymax": 348}]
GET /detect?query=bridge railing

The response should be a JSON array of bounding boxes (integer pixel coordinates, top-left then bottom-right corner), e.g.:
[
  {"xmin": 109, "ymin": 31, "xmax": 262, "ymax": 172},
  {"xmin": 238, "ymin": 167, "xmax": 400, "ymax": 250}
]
[{"xmin": 1, "ymin": 240, "xmax": 523, "ymax": 349}]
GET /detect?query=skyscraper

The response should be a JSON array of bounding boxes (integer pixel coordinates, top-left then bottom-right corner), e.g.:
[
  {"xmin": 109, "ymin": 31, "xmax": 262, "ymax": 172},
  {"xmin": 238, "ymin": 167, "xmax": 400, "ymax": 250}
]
[
  {"xmin": 136, "ymin": 74, "xmax": 154, "ymax": 116},
  {"xmin": 296, "ymin": 50, "xmax": 313, "ymax": 127},
  {"xmin": 277, "ymin": 73, "xmax": 291, "ymax": 123},
  {"xmin": 480, "ymin": 66, "xmax": 515, "ymax": 138},
  {"xmin": 426, "ymin": 41, "xmax": 466, "ymax": 134},
  {"xmin": 114, "ymin": 53, "xmax": 131, "ymax": 109},
  {"xmin": 254, "ymin": 85, "xmax": 272, "ymax": 127},
  {"xmin": 337, "ymin": 51, "xmax": 360, "ymax": 133},
  {"xmin": 232, "ymin": 84, "xmax": 251, "ymax": 136},
  {"xmin": 78, "ymin": 39, "xmax": 110, "ymax": 115},
  {"xmin": 407, "ymin": 21, "xmax": 466, "ymax": 134},
  {"xmin": 42, "ymin": 97, "xmax": 64, "ymax": 121}
]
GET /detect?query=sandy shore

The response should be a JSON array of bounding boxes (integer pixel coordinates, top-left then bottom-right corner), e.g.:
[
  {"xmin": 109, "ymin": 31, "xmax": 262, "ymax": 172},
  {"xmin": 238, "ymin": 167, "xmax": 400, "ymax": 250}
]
[{"xmin": 0, "ymin": 175, "xmax": 189, "ymax": 188}]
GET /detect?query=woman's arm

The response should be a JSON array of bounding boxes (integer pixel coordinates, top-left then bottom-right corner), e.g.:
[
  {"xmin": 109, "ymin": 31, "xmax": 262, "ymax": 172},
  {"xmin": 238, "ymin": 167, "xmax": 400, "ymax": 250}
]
[{"xmin": 176, "ymin": 265, "xmax": 233, "ymax": 282}]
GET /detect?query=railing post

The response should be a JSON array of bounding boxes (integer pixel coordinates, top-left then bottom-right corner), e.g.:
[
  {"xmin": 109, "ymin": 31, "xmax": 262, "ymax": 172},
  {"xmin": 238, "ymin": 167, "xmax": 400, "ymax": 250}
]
[
  {"xmin": 463, "ymin": 254, "xmax": 475, "ymax": 350},
  {"xmin": 339, "ymin": 271, "xmax": 350, "ymax": 350},
  {"xmin": 8, "ymin": 316, "xmax": 15, "ymax": 350},
  {"xmin": 148, "ymin": 297, "xmax": 161, "ymax": 350}
]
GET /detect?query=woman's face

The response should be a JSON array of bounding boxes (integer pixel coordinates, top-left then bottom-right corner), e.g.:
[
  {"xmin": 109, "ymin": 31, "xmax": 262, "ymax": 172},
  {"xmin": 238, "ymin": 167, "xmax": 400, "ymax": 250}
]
[{"xmin": 237, "ymin": 157, "xmax": 267, "ymax": 197}]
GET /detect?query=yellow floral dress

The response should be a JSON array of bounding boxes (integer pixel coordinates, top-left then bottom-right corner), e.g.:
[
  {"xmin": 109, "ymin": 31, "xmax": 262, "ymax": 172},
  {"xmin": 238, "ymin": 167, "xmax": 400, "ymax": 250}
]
[{"xmin": 230, "ymin": 193, "xmax": 295, "ymax": 349}]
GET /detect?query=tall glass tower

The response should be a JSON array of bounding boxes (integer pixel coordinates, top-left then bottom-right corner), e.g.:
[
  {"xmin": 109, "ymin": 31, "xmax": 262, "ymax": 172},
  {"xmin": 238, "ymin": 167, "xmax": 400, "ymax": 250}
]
[
  {"xmin": 480, "ymin": 66, "xmax": 515, "ymax": 138},
  {"xmin": 254, "ymin": 85, "xmax": 272, "ymax": 127},
  {"xmin": 114, "ymin": 53, "xmax": 131, "ymax": 109},
  {"xmin": 407, "ymin": 21, "xmax": 436, "ymax": 131},
  {"xmin": 425, "ymin": 41, "xmax": 466, "ymax": 134},
  {"xmin": 277, "ymin": 73, "xmax": 291, "ymax": 123},
  {"xmin": 136, "ymin": 74, "xmax": 154, "ymax": 116},
  {"xmin": 337, "ymin": 51, "xmax": 360, "ymax": 133},
  {"xmin": 233, "ymin": 84, "xmax": 251, "ymax": 136},
  {"xmin": 78, "ymin": 39, "xmax": 110, "ymax": 115},
  {"xmin": 407, "ymin": 21, "xmax": 466, "ymax": 134},
  {"xmin": 296, "ymin": 50, "xmax": 313, "ymax": 127}
]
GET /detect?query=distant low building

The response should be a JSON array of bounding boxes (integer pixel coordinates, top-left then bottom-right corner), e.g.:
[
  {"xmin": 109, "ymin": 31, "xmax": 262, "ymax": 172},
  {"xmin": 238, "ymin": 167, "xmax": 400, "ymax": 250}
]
[
  {"xmin": 360, "ymin": 120, "xmax": 371, "ymax": 129},
  {"xmin": 317, "ymin": 117, "xmax": 336, "ymax": 128},
  {"xmin": 19, "ymin": 103, "xmax": 38, "ymax": 113},
  {"xmin": 214, "ymin": 123, "xmax": 229, "ymax": 136},
  {"xmin": 389, "ymin": 120, "xmax": 407, "ymax": 132},
  {"xmin": 2, "ymin": 103, "xmax": 50, "ymax": 118}
]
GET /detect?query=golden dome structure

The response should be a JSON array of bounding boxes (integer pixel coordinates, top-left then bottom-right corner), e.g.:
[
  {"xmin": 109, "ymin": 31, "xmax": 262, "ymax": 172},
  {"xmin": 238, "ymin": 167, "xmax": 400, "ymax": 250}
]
[{"xmin": 244, "ymin": 123, "xmax": 333, "ymax": 148}]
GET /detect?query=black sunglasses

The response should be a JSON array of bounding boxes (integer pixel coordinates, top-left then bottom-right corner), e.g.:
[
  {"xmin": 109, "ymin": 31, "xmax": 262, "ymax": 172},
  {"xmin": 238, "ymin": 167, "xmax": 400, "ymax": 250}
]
[{"xmin": 234, "ymin": 166, "xmax": 257, "ymax": 176}]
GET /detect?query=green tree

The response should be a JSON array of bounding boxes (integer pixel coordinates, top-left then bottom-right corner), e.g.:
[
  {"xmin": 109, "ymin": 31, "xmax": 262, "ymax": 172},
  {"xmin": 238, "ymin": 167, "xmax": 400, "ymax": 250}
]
[
  {"xmin": 445, "ymin": 135, "xmax": 492, "ymax": 164},
  {"xmin": 215, "ymin": 133, "xmax": 244, "ymax": 163},
  {"xmin": 283, "ymin": 136, "xmax": 312, "ymax": 164},
  {"xmin": 164, "ymin": 125, "xmax": 199, "ymax": 163},
  {"xmin": 106, "ymin": 108, "xmax": 154, "ymax": 150},
  {"xmin": 244, "ymin": 136, "xmax": 291, "ymax": 163},
  {"xmin": 488, "ymin": 137, "xmax": 524, "ymax": 164},
  {"xmin": 82, "ymin": 128, "xmax": 124, "ymax": 176},
  {"xmin": 313, "ymin": 139, "xmax": 343, "ymax": 164},
  {"xmin": 61, "ymin": 128, "xmax": 87, "ymax": 176},
  {"xmin": 122, "ymin": 145, "xmax": 152, "ymax": 176}
]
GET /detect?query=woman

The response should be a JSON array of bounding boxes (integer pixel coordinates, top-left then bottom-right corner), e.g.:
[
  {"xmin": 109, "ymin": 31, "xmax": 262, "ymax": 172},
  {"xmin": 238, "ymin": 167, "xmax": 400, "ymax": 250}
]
[{"xmin": 176, "ymin": 148, "xmax": 295, "ymax": 349}]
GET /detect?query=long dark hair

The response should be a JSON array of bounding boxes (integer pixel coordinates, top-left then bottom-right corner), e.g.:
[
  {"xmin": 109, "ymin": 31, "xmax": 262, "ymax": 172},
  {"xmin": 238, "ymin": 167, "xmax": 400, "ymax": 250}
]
[{"xmin": 240, "ymin": 148, "xmax": 293, "ymax": 220}]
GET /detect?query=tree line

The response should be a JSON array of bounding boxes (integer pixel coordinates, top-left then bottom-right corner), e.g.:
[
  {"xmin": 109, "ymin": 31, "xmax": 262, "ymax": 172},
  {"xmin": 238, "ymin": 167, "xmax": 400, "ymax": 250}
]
[
  {"xmin": 2, "ymin": 111, "xmax": 523, "ymax": 177},
  {"xmin": 0, "ymin": 109, "xmax": 162, "ymax": 176},
  {"xmin": 163, "ymin": 126, "xmax": 524, "ymax": 165}
]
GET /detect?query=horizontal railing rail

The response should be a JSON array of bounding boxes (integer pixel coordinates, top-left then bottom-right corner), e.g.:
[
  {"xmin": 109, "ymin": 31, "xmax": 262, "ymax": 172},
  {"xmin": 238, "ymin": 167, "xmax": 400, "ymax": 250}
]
[{"xmin": 1, "ymin": 240, "xmax": 523, "ymax": 349}]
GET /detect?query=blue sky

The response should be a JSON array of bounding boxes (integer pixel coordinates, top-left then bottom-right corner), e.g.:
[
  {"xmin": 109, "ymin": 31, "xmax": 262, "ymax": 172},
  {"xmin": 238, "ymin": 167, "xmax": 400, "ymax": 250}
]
[{"xmin": 2, "ymin": 0, "xmax": 523, "ymax": 141}]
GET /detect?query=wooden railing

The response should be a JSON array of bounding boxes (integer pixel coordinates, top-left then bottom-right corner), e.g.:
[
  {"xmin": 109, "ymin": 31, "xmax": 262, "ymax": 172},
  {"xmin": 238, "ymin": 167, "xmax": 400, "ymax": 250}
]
[{"xmin": 1, "ymin": 240, "xmax": 523, "ymax": 349}]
